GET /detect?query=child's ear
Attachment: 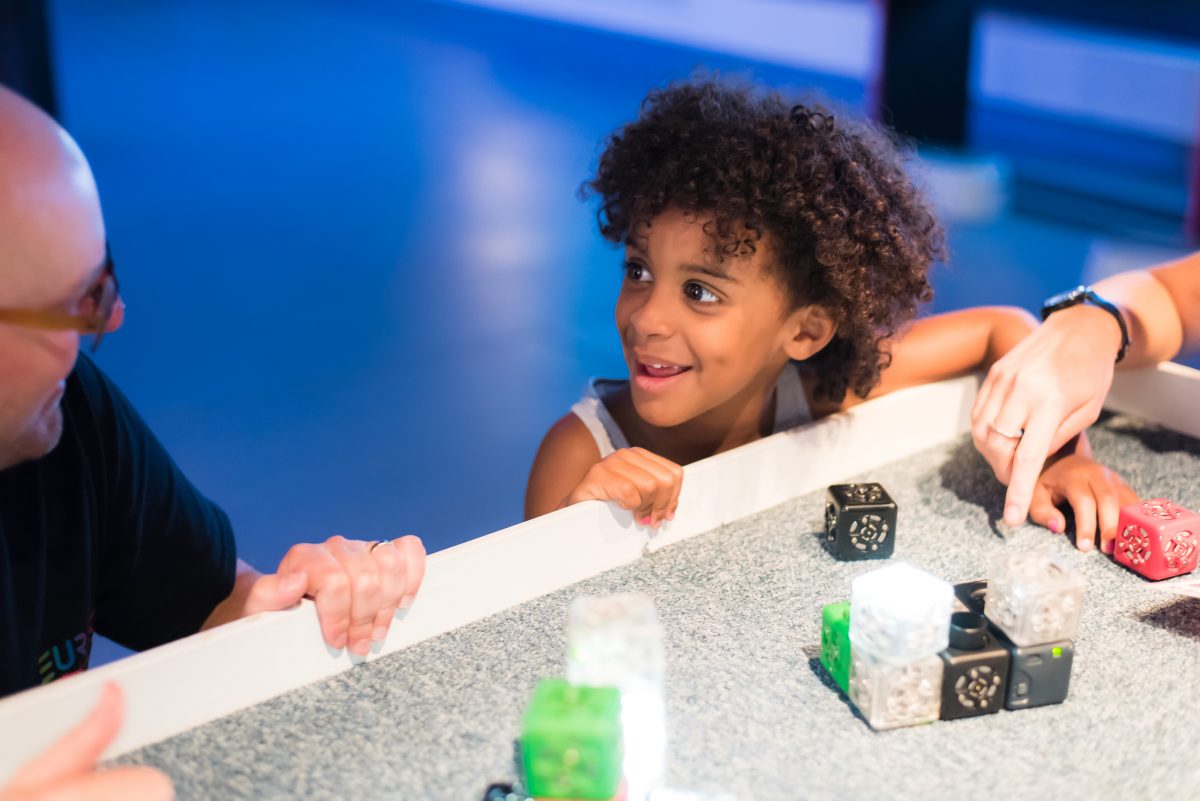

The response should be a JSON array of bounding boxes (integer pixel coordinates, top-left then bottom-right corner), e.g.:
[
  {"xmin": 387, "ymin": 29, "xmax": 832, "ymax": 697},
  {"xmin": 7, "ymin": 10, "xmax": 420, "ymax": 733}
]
[{"xmin": 782, "ymin": 304, "xmax": 838, "ymax": 361}]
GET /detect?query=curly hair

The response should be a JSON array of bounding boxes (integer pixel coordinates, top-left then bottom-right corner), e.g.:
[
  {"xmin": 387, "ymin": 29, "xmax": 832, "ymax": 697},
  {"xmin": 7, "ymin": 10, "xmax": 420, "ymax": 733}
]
[{"xmin": 584, "ymin": 78, "xmax": 943, "ymax": 402}]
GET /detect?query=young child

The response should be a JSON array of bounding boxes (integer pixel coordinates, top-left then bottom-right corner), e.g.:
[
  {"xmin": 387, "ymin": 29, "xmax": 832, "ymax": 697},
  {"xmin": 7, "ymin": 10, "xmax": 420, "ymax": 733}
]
[{"xmin": 525, "ymin": 79, "xmax": 1136, "ymax": 552}]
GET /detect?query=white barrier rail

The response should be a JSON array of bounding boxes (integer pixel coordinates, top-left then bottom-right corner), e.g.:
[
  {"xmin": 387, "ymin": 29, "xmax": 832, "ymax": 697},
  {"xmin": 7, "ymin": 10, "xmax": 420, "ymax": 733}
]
[{"xmin": 0, "ymin": 364, "xmax": 1195, "ymax": 779}]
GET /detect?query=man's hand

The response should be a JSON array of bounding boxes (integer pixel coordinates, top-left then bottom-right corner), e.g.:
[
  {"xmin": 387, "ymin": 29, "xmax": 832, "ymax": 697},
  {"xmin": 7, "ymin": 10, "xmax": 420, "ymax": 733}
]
[
  {"xmin": 971, "ymin": 304, "xmax": 1123, "ymax": 526},
  {"xmin": 0, "ymin": 683, "xmax": 173, "ymax": 801},
  {"xmin": 207, "ymin": 535, "xmax": 427, "ymax": 656},
  {"xmin": 565, "ymin": 447, "xmax": 683, "ymax": 528}
]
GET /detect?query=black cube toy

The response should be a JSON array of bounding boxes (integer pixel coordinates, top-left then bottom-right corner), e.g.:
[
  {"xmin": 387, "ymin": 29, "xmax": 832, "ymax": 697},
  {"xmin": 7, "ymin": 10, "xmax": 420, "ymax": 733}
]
[
  {"xmin": 953, "ymin": 579, "xmax": 988, "ymax": 615},
  {"xmin": 988, "ymin": 623, "xmax": 1075, "ymax": 710},
  {"xmin": 938, "ymin": 612, "xmax": 1009, "ymax": 720},
  {"xmin": 824, "ymin": 483, "xmax": 897, "ymax": 560},
  {"xmin": 955, "ymin": 579, "xmax": 1075, "ymax": 709}
]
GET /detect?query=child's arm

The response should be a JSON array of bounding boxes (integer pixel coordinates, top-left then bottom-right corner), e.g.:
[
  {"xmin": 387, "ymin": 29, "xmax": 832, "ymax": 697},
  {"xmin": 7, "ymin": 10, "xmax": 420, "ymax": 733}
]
[
  {"xmin": 846, "ymin": 306, "xmax": 1039, "ymax": 406},
  {"xmin": 525, "ymin": 414, "xmax": 683, "ymax": 524}
]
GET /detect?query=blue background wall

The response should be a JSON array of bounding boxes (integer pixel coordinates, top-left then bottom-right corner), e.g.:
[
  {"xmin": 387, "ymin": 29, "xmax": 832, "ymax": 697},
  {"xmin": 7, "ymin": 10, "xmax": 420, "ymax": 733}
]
[{"xmin": 40, "ymin": 0, "xmax": 1194, "ymax": 636}]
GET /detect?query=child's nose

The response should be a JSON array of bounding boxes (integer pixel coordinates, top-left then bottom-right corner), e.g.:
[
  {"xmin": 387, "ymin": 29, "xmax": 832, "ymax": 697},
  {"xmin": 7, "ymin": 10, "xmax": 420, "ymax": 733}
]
[{"xmin": 629, "ymin": 288, "xmax": 675, "ymax": 338}]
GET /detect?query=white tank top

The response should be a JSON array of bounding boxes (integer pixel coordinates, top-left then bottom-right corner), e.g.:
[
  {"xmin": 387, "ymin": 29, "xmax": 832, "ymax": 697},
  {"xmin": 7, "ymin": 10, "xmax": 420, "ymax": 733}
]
[{"xmin": 569, "ymin": 362, "xmax": 814, "ymax": 458}]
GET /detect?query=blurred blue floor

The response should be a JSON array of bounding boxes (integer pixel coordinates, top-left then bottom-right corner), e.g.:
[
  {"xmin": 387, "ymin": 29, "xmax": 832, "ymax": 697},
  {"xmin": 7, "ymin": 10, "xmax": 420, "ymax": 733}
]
[{"xmin": 45, "ymin": 1, "xmax": 1190, "ymax": 665}]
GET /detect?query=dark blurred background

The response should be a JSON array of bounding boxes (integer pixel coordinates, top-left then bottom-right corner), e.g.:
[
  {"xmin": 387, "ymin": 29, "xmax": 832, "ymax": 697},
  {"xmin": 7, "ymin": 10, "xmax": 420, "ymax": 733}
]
[{"xmin": 2, "ymin": 0, "xmax": 1197, "ymax": 661}]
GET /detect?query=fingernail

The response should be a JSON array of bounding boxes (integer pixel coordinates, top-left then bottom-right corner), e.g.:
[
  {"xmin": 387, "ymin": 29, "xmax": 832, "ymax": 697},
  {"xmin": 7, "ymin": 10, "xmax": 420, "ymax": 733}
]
[
  {"xmin": 372, "ymin": 626, "xmax": 388, "ymax": 642},
  {"xmin": 639, "ymin": 516, "xmax": 651, "ymax": 526},
  {"xmin": 1048, "ymin": 518, "xmax": 1062, "ymax": 533},
  {"xmin": 1102, "ymin": 540, "xmax": 1114, "ymax": 555},
  {"xmin": 1078, "ymin": 538, "xmax": 1093, "ymax": 552},
  {"xmin": 335, "ymin": 633, "xmax": 348, "ymax": 650},
  {"xmin": 666, "ymin": 511, "xmax": 675, "ymax": 521},
  {"xmin": 399, "ymin": 594, "xmax": 415, "ymax": 609},
  {"xmin": 352, "ymin": 639, "xmax": 370, "ymax": 656},
  {"xmin": 1004, "ymin": 504, "xmax": 1022, "ymax": 526}
]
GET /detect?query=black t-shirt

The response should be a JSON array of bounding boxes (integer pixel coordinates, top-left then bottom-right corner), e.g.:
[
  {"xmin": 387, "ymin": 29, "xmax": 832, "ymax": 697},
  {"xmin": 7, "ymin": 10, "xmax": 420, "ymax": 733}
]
[{"xmin": 0, "ymin": 353, "xmax": 236, "ymax": 697}]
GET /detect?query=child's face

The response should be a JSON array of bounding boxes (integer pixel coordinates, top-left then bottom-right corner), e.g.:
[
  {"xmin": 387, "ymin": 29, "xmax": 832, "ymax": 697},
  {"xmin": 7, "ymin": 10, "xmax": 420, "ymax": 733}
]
[{"xmin": 616, "ymin": 206, "xmax": 803, "ymax": 429}]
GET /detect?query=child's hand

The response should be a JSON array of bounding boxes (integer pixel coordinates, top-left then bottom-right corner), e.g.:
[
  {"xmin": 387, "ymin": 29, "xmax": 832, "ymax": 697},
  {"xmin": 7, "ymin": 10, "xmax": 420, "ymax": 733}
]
[
  {"xmin": 565, "ymin": 447, "xmax": 683, "ymax": 528},
  {"xmin": 1028, "ymin": 453, "xmax": 1139, "ymax": 553}
]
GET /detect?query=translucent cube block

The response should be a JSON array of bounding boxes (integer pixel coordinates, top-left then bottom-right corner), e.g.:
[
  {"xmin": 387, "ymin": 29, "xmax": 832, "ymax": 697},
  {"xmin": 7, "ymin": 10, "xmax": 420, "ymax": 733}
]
[
  {"xmin": 568, "ymin": 593, "xmax": 664, "ymax": 693},
  {"xmin": 849, "ymin": 562, "xmax": 952, "ymax": 664},
  {"xmin": 848, "ymin": 649, "xmax": 943, "ymax": 730},
  {"xmin": 567, "ymin": 594, "xmax": 666, "ymax": 801},
  {"xmin": 984, "ymin": 551, "xmax": 1084, "ymax": 647}
]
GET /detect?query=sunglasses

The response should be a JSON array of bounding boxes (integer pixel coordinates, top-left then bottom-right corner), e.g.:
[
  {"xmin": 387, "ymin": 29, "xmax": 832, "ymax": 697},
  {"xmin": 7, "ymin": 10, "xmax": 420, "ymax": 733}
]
[{"xmin": 0, "ymin": 244, "xmax": 121, "ymax": 353}]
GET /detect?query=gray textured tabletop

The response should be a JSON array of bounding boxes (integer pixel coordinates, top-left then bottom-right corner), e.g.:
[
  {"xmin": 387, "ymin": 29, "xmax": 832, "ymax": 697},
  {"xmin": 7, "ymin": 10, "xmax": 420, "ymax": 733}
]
[{"xmin": 119, "ymin": 413, "xmax": 1200, "ymax": 801}]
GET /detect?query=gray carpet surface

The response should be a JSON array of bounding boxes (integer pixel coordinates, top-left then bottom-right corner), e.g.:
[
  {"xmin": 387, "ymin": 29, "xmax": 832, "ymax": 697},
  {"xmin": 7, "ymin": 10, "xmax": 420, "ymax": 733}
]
[{"xmin": 117, "ymin": 413, "xmax": 1200, "ymax": 801}]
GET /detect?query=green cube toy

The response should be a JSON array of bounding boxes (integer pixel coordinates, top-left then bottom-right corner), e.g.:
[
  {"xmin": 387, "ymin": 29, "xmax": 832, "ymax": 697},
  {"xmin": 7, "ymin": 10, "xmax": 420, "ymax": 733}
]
[
  {"xmin": 521, "ymin": 679, "xmax": 623, "ymax": 800},
  {"xmin": 820, "ymin": 601, "xmax": 851, "ymax": 693}
]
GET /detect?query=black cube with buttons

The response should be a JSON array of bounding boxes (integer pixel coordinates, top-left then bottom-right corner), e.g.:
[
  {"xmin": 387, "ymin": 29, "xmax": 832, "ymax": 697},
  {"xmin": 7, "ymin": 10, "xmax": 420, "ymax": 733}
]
[
  {"xmin": 988, "ymin": 624, "xmax": 1075, "ymax": 710},
  {"xmin": 938, "ymin": 612, "xmax": 1010, "ymax": 720},
  {"xmin": 824, "ymin": 483, "xmax": 897, "ymax": 560}
]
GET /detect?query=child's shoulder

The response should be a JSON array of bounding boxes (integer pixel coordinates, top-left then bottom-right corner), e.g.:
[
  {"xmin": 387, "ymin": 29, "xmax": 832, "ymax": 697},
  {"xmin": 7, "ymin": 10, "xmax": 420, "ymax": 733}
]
[{"xmin": 525, "ymin": 411, "xmax": 604, "ymax": 518}]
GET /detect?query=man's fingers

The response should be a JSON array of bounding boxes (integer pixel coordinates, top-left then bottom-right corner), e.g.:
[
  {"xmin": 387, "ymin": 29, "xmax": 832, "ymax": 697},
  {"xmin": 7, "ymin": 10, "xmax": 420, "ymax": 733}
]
[
  {"xmin": 33, "ymin": 765, "xmax": 174, "ymax": 801},
  {"xmin": 326, "ymin": 536, "xmax": 382, "ymax": 656},
  {"xmin": 396, "ymin": 535, "xmax": 426, "ymax": 608},
  {"xmin": 366, "ymin": 541, "xmax": 407, "ymax": 620},
  {"xmin": 1048, "ymin": 401, "xmax": 1103, "ymax": 456},
  {"xmin": 4, "ymin": 683, "xmax": 125, "ymax": 793},
  {"xmin": 240, "ymin": 571, "xmax": 308, "ymax": 618},
  {"xmin": 284, "ymin": 543, "xmax": 354, "ymax": 651},
  {"xmin": 369, "ymin": 606, "xmax": 398, "ymax": 644},
  {"xmin": 1002, "ymin": 410, "xmax": 1058, "ymax": 526}
]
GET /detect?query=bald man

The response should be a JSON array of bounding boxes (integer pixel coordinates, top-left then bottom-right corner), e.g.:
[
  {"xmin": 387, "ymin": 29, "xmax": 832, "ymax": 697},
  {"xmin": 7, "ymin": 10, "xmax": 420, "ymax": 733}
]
[{"xmin": 0, "ymin": 88, "xmax": 426, "ymax": 798}]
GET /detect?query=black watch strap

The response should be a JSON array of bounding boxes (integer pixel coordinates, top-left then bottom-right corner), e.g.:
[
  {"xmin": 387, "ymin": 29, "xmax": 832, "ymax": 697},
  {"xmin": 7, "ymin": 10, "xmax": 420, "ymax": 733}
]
[{"xmin": 1040, "ymin": 285, "xmax": 1131, "ymax": 363}]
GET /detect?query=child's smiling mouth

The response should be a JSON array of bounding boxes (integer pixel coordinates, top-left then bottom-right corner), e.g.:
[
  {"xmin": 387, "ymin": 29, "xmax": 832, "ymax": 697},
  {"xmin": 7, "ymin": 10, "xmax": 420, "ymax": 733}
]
[{"xmin": 633, "ymin": 357, "xmax": 693, "ymax": 391}]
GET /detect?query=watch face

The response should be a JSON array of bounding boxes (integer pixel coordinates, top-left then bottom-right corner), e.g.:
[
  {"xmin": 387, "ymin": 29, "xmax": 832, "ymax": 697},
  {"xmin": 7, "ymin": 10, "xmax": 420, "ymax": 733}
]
[{"xmin": 1041, "ymin": 286, "xmax": 1088, "ymax": 319}]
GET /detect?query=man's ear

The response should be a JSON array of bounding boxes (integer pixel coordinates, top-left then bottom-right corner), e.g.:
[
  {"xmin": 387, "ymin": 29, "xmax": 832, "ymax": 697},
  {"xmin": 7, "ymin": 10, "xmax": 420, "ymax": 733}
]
[{"xmin": 782, "ymin": 304, "xmax": 838, "ymax": 361}]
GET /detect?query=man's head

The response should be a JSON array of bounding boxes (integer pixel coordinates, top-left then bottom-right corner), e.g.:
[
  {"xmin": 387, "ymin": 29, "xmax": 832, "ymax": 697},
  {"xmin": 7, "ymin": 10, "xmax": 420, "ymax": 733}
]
[{"xmin": 0, "ymin": 86, "xmax": 109, "ymax": 470}]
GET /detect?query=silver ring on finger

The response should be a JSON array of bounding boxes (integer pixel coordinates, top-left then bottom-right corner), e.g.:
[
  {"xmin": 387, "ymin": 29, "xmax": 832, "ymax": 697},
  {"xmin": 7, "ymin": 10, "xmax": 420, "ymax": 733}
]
[
  {"xmin": 369, "ymin": 539, "xmax": 392, "ymax": 554},
  {"xmin": 988, "ymin": 421, "xmax": 1024, "ymax": 440}
]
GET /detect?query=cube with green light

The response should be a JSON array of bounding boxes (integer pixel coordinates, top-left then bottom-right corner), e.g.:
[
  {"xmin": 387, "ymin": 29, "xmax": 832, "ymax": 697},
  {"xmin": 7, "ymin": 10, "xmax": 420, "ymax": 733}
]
[
  {"xmin": 520, "ymin": 678, "xmax": 624, "ymax": 799},
  {"xmin": 820, "ymin": 601, "xmax": 851, "ymax": 693}
]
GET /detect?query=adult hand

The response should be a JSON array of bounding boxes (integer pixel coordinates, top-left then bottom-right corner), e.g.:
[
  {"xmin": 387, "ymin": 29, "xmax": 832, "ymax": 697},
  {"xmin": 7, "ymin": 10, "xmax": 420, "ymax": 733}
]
[
  {"xmin": 566, "ymin": 447, "xmax": 683, "ymax": 528},
  {"xmin": 237, "ymin": 535, "xmax": 427, "ymax": 656},
  {"xmin": 0, "ymin": 683, "xmax": 173, "ymax": 801},
  {"xmin": 971, "ymin": 304, "xmax": 1124, "ymax": 526}
]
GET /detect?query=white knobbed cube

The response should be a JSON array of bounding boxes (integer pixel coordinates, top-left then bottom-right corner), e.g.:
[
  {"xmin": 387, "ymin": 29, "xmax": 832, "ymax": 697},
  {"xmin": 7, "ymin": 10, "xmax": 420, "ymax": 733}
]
[
  {"xmin": 850, "ymin": 562, "xmax": 952, "ymax": 665},
  {"xmin": 848, "ymin": 648, "xmax": 943, "ymax": 730},
  {"xmin": 985, "ymin": 551, "xmax": 1084, "ymax": 647},
  {"xmin": 567, "ymin": 593, "xmax": 666, "ymax": 801}
]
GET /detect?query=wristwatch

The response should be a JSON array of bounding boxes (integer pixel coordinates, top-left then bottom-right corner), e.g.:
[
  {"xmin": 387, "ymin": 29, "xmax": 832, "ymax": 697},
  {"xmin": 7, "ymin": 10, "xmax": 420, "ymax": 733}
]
[{"xmin": 1040, "ymin": 285, "xmax": 1130, "ymax": 363}]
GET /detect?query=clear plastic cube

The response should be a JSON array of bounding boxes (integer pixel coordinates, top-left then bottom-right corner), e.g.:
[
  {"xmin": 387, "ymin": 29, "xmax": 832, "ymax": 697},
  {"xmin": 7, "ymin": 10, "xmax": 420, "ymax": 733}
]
[
  {"xmin": 849, "ymin": 562, "xmax": 952, "ymax": 664},
  {"xmin": 567, "ymin": 593, "xmax": 664, "ymax": 692},
  {"xmin": 985, "ymin": 551, "xmax": 1084, "ymax": 647},
  {"xmin": 848, "ymin": 648, "xmax": 943, "ymax": 731},
  {"xmin": 567, "ymin": 593, "xmax": 666, "ymax": 801}
]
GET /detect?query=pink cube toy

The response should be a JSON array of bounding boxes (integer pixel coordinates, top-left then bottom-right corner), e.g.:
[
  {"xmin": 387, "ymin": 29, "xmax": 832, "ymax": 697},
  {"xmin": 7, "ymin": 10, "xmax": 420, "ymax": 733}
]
[{"xmin": 1113, "ymin": 499, "xmax": 1199, "ymax": 581}]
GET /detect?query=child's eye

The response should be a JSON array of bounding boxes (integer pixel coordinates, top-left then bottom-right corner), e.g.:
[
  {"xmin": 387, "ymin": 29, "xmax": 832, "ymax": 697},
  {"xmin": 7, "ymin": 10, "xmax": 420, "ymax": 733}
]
[
  {"xmin": 624, "ymin": 261, "xmax": 652, "ymax": 283},
  {"xmin": 683, "ymin": 281, "xmax": 719, "ymax": 304}
]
